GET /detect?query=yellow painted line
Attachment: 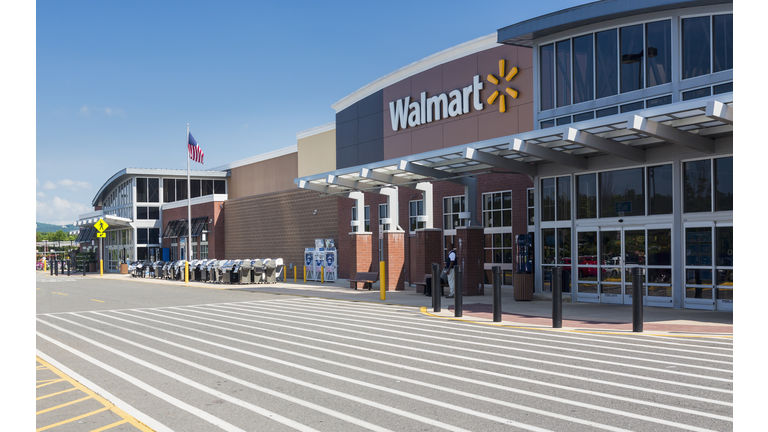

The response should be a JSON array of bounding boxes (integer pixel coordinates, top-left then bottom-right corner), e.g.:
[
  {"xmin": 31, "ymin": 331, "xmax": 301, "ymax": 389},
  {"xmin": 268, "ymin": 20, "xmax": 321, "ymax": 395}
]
[
  {"xmin": 90, "ymin": 419, "xmax": 128, "ymax": 432},
  {"xmin": 37, "ymin": 387, "xmax": 78, "ymax": 401},
  {"xmin": 37, "ymin": 288, "xmax": 41, "ymax": 290},
  {"xmin": 91, "ymin": 299, "xmax": 105, "ymax": 303},
  {"xmin": 419, "ymin": 307, "xmax": 733, "ymax": 339},
  {"xmin": 36, "ymin": 407, "xmax": 109, "ymax": 431},
  {"xmin": 52, "ymin": 292, "xmax": 68, "ymax": 296},
  {"xmin": 37, "ymin": 378, "xmax": 63, "ymax": 383},
  {"xmin": 36, "ymin": 365, "xmax": 47, "ymax": 369},
  {"xmin": 36, "ymin": 356, "xmax": 156, "ymax": 432},
  {"xmin": 36, "ymin": 379, "xmax": 65, "ymax": 388},
  {"xmin": 36, "ymin": 395, "xmax": 91, "ymax": 415}
]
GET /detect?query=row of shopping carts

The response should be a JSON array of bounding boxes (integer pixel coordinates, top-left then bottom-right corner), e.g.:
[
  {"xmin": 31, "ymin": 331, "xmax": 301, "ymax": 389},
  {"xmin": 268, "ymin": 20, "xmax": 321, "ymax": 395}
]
[{"xmin": 130, "ymin": 259, "xmax": 284, "ymax": 284}]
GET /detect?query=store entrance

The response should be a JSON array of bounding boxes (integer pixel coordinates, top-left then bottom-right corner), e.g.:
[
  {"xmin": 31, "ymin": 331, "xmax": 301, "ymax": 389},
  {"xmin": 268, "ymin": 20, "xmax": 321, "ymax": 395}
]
[{"xmin": 576, "ymin": 226, "xmax": 673, "ymax": 307}]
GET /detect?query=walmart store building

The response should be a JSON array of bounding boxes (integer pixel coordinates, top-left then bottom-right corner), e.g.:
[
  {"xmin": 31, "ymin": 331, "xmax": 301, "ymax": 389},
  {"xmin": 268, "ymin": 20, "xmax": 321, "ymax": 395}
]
[{"xmin": 74, "ymin": 0, "xmax": 733, "ymax": 311}]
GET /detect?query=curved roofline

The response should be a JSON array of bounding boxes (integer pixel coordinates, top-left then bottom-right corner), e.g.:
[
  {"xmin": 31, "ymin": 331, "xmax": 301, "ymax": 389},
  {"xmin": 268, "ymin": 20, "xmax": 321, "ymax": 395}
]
[
  {"xmin": 331, "ymin": 33, "xmax": 498, "ymax": 113},
  {"xmin": 91, "ymin": 168, "xmax": 229, "ymax": 207},
  {"xmin": 497, "ymin": 0, "xmax": 731, "ymax": 47}
]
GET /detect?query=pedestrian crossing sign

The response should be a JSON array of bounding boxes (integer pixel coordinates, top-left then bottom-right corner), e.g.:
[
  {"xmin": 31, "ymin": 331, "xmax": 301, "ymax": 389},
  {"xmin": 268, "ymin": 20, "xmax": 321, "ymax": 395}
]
[{"xmin": 95, "ymin": 219, "xmax": 109, "ymax": 233}]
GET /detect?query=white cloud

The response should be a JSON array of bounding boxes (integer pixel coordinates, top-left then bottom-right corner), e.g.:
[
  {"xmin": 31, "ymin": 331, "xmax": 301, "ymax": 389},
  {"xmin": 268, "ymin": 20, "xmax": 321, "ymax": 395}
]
[
  {"xmin": 58, "ymin": 179, "xmax": 92, "ymax": 191},
  {"xmin": 37, "ymin": 196, "xmax": 91, "ymax": 224},
  {"xmin": 79, "ymin": 105, "xmax": 89, "ymax": 116},
  {"xmin": 102, "ymin": 107, "xmax": 126, "ymax": 117},
  {"xmin": 43, "ymin": 180, "xmax": 56, "ymax": 190},
  {"xmin": 37, "ymin": 191, "xmax": 45, "ymax": 198}
]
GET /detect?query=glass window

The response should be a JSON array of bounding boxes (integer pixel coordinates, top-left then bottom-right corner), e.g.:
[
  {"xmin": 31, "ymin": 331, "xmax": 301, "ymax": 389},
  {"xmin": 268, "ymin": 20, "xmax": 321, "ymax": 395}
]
[
  {"xmin": 646, "ymin": 95, "xmax": 671, "ymax": 108},
  {"xmin": 214, "ymin": 180, "xmax": 226, "ymax": 194},
  {"xmin": 682, "ymin": 16, "xmax": 711, "ymax": 79},
  {"xmin": 684, "ymin": 160, "xmax": 711, "ymax": 213},
  {"xmin": 596, "ymin": 106, "xmax": 618, "ymax": 118},
  {"xmin": 137, "ymin": 228, "xmax": 148, "ymax": 245},
  {"xmin": 573, "ymin": 111, "xmax": 594, "ymax": 122},
  {"xmin": 557, "ymin": 228, "xmax": 571, "ymax": 265},
  {"xmin": 540, "ymin": 119, "xmax": 555, "ymax": 129},
  {"xmin": 379, "ymin": 204, "xmax": 390, "ymax": 231},
  {"xmin": 713, "ymin": 82, "xmax": 732, "ymax": 94},
  {"xmin": 190, "ymin": 179, "xmax": 201, "ymax": 199},
  {"xmin": 620, "ymin": 100, "xmax": 644, "ymax": 113},
  {"xmin": 682, "ymin": 87, "xmax": 711, "ymax": 101},
  {"xmin": 713, "ymin": 14, "xmax": 733, "ymax": 73},
  {"xmin": 540, "ymin": 44, "xmax": 555, "ymax": 111},
  {"xmin": 576, "ymin": 173, "xmax": 597, "ymax": 219},
  {"xmin": 572, "ymin": 34, "xmax": 594, "ymax": 104},
  {"xmin": 645, "ymin": 20, "xmax": 671, "ymax": 87},
  {"xmin": 620, "ymin": 24, "xmax": 643, "ymax": 93},
  {"xmin": 351, "ymin": 206, "xmax": 359, "ymax": 232},
  {"xmin": 542, "ymin": 228, "xmax": 555, "ymax": 264},
  {"xmin": 527, "ymin": 188, "xmax": 535, "ymax": 225},
  {"xmin": 483, "ymin": 192, "xmax": 512, "ymax": 228},
  {"xmin": 556, "ymin": 116, "xmax": 571, "ymax": 126},
  {"xmin": 148, "ymin": 207, "xmax": 160, "ymax": 220},
  {"xmin": 203, "ymin": 180, "xmax": 214, "ymax": 196},
  {"xmin": 137, "ymin": 207, "xmax": 148, "ymax": 220},
  {"xmin": 556, "ymin": 40, "xmax": 571, "ymax": 108},
  {"xmin": 136, "ymin": 178, "xmax": 147, "ymax": 203},
  {"xmin": 715, "ymin": 157, "xmax": 733, "ymax": 211},
  {"xmin": 648, "ymin": 164, "xmax": 673, "ymax": 215},
  {"xmin": 443, "ymin": 196, "xmax": 466, "ymax": 229},
  {"xmin": 409, "ymin": 200, "xmax": 425, "ymax": 232},
  {"xmin": 596, "ymin": 29, "xmax": 618, "ymax": 99},
  {"xmin": 716, "ymin": 226, "xmax": 733, "ymax": 267},
  {"xmin": 149, "ymin": 228, "xmax": 160, "ymax": 245},
  {"xmin": 148, "ymin": 178, "xmax": 159, "ymax": 203},
  {"xmin": 163, "ymin": 179, "xmax": 175, "ymax": 203},
  {"xmin": 599, "ymin": 168, "xmax": 645, "ymax": 217},
  {"xmin": 540, "ymin": 178, "xmax": 555, "ymax": 222},
  {"xmin": 364, "ymin": 206, "xmax": 371, "ymax": 232},
  {"xmin": 176, "ymin": 179, "xmax": 187, "ymax": 201},
  {"xmin": 557, "ymin": 176, "xmax": 571, "ymax": 221},
  {"xmin": 686, "ymin": 227, "xmax": 712, "ymax": 266}
]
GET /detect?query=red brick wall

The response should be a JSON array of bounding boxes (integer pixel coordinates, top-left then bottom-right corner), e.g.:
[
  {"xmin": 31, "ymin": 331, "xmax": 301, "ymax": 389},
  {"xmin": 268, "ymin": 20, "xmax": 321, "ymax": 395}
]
[
  {"xmin": 349, "ymin": 233, "xmax": 373, "ymax": 279},
  {"xmin": 383, "ymin": 232, "xmax": 405, "ymax": 290},
  {"xmin": 414, "ymin": 229, "xmax": 443, "ymax": 282},
  {"xmin": 161, "ymin": 201, "xmax": 224, "ymax": 260}
]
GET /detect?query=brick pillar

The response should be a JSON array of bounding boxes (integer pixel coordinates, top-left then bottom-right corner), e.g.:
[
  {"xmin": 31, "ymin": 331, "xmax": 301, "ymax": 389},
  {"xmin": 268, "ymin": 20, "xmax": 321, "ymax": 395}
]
[
  {"xmin": 415, "ymin": 228, "xmax": 443, "ymax": 281},
  {"xmin": 456, "ymin": 226, "xmax": 485, "ymax": 296},
  {"xmin": 349, "ymin": 232, "xmax": 373, "ymax": 280},
  {"xmin": 382, "ymin": 232, "xmax": 405, "ymax": 290}
]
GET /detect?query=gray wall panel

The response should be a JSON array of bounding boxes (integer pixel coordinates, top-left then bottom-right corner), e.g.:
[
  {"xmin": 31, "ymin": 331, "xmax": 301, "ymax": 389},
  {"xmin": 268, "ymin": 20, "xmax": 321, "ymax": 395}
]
[
  {"xmin": 336, "ymin": 118, "xmax": 359, "ymax": 149},
  {"xmin": 336, "ymin": 145, "xmax": 359, "ymax": 168},
  {"xmin": 358, "ymin": 139, "xmax": 384, "ymax": 165}
]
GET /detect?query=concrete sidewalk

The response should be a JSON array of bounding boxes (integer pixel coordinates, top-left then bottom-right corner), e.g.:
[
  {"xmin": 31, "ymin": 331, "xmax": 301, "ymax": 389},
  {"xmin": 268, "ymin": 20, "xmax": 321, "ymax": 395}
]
[{"xmin": 55, "ymin": 271, "xmax": 733, "ymax": 337}]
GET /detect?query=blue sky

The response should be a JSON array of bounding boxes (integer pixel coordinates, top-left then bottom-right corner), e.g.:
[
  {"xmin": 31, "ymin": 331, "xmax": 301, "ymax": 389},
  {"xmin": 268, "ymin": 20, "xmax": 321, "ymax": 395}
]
[{"xmin": 33, "ymin": 0, "xmax": 591, "ymax": 225}]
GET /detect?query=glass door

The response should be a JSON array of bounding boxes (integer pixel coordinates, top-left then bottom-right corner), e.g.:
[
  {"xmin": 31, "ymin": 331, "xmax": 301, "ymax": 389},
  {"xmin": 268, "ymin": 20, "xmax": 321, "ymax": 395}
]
[
  {"xmin": 622, "ymin": 228, "xmax": 645, "ymax": 305},
  {"xmin": 600, "ymin": 228, "xmax": 623, "ymax": 304},
  {"xmin": 576, "ymin": 229, "xmax": 599, "ymax": 302},
  {"xmin": 684, "ymin": 222, "xmax": 733, "ymax": 311}
]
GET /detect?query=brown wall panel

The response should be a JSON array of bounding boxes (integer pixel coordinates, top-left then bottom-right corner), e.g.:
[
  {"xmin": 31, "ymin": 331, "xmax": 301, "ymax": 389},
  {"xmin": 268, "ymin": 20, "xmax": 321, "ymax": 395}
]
[{"xmin": 228, "ymin": 153, "xmax": 299, "ymax": 200}]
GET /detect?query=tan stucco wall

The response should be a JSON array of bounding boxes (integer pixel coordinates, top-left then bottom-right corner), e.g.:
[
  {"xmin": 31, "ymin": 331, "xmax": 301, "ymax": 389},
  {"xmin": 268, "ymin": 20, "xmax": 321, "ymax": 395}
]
[
  {"xmin": 297, "ymin": 129, "xmax": 336, "ymax": 177},
  {"xmin": 228, "ymin": 152, "xmax": 299, "ymax": 200}
]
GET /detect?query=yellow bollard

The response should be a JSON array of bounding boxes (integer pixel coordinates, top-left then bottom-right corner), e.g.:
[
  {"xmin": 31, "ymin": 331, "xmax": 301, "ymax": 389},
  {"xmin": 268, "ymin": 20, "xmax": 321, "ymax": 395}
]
[
  {"xmin": 185, "ymin": 261, "xmax": 189, "ymax": 284},
  {"xmin": 321, "ymin": 266, "xmax": 324, "ymax": 283},
  {"xmin": 380, "ymin": 261, "xmax": 386, "ymax": 301},
  {"xmin": 100, "ymin": 260, "xmax": 103, "ymax": 277},
  {"xmin": 303, "ymin": 266, "xmax": 307, "ymax": 283},
  {"xmin": 294, "ymin": 266, "xmax": 297, "ymax": 282}
]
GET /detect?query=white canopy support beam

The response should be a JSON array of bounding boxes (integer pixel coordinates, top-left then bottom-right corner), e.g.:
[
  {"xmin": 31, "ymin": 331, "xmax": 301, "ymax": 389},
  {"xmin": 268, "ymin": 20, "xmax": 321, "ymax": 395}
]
[
  {"xmin": 563, "ymin": 128, "xmax": 646, "ymax": 163},
  {"xmin": 510, "ymin": 138, "xmax": 588, "ymax": 170},
  {"xmin": 397, "ymin": 160, "xmax": 470, "ymax": 187},
  {"xmin": 298, "ymin": 180, "xmax": 331, "ymax": 194},
  {"xmin": 705, "ymin": 100, "xmax": 733, "ymax": 125},
  {"xmin": 415, "ymin": 182, "xmax": 433, "ymax": 229},
  {"xmin": 326, "ymin": 174, "xmax": 360, "ymax": 190},
  {"xmin": 348, "ymin": 191, "xmax": 366, "ymax": 232},
  {"xmin": 379, "ymin": 187, "xmax": 402, "ymax": 232},
  {"xmin": 627, "ymin": 115, "xmax": 715, "ymax": 154},
  {"xmin": 359, "ymin": 168, "xmax": 412, "ymax": 186},
  {"xmin": 463, "ymin": 147, "xmax": 538, "ymax": 177}
]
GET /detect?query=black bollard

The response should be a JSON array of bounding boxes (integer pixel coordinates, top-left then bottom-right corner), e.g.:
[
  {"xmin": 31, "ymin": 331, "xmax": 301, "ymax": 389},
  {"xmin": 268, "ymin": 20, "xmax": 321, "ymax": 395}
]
[
  {"xmin": 492, "ymin": 266, "xmax": 501, "ymax": 322},
  {"xmin": 632, "ymin": 267, "xmax": 643, "ymax": 333},
  {"xmin": 67, "ymin": 259, "xmax": 70, "ymax": 277},
  {"xmin": 83, "ymin": 261, "xmax": 87, "ymax": 277},
  {"xmin": 431, "ymin": 262, "xmax": 441, "ymax": 313},
  {"xmin": 454, "ymin": 266, "xmax": 463, "ymax": 318},
  {"xmin": 552, "ymin": 267, "xmax": 562, "ymax": 328},
  {"xmin": 50, "ymin": 258, "xmax": 53, "ymax": 276},
  {"xmin": 55, "ymin": 259, "xmax": 58, "ymax": 276}
]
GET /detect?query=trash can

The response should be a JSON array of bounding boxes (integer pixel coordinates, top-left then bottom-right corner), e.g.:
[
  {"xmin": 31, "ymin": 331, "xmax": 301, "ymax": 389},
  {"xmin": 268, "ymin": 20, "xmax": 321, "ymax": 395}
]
[
  {"xmin": 120, "ymin": 263, "xmax": 128, "ymax": 274},
  {"xmin": 263, "ymin": 259, "xmax": 277, "ymax": 284},
  {"xmin": 251, "ymin": 259, "xmax": 264, "ymax": 283},
  {"xmin": 513, "ymin": 273, "xmax": 534, "ymax": 301}
]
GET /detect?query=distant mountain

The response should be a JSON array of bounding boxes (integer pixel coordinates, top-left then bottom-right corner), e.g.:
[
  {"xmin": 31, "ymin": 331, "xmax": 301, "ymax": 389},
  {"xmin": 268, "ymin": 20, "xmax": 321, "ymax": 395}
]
[{"xmin": 37, "ymin": 222, "xmax": 78, "ymax": 233}]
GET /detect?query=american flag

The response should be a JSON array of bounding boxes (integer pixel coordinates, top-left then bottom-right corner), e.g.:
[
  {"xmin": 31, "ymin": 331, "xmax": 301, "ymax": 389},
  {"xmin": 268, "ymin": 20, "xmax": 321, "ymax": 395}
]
[{"xmin": 188, "ymin": 132, "xmax": 204, "ymax": 164}]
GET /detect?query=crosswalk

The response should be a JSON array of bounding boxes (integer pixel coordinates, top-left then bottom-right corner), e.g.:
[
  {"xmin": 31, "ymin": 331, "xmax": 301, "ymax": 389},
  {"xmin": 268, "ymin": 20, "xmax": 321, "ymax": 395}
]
[{"xmin": 37, "ymin": 297, "xmax": 733, "ymax": 431}]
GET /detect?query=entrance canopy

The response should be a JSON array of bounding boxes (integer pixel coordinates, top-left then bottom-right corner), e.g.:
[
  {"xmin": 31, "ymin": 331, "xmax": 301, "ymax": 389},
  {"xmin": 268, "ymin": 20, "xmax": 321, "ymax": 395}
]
[
  {"xmin": 295, "ymin": 95, "xmax": 733, "ymax": 192},
  {"xmin": 74, "ymin": 213, "xmax": 133, "ymax": 229}
]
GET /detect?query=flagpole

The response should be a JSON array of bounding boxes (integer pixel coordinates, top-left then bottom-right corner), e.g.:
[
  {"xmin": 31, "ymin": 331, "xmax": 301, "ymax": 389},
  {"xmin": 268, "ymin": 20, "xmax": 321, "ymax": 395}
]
[{"xmin": 187, "ymin": 123, "xmax": 192, "ymax": 265}]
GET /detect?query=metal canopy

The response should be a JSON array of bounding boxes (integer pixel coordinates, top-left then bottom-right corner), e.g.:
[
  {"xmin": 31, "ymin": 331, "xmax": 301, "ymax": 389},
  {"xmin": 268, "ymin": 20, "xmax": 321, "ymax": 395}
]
[{"xmin": 295, "ymin": 95, "xmax": 732, "ymax": 194}]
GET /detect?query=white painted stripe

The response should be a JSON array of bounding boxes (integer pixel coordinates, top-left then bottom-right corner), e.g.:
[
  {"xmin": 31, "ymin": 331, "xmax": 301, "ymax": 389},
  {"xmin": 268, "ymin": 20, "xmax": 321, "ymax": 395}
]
[
  {"xmin": 35, "ymin": 333, "xmax": 248, "ymax": 432},
  {"xmin": 37, "ymin": 321, "xmax": 319, "ymax": 432},
  {"xmin": 96, "ymin": 309, "xmax": 733, "ymax": 425},
  {"xmin": 205, "ymin": 303, "xmax": 734, "ymax": 381},
  {"xmin": 131, "ymin": 307, "xmax": 733, "ymax": 407},
  {"xmin": 246, "ymin": 300, "xmax": 735, "ymax": 362},
  {"xmin": 35, "ymin": 297, "xmax": 297, "ymax": 316},
  {"xmin": 295, "ymin": 298, "xmax": 735, "ymax": 356},
  {"xmin": 51, "ymin": 314, "xmax": 394, "ymax": 432},
  {"xmin": 87, "ymin": 313, "xmax": 726, "ymax": 432},
  {"xmin": 45, "ymin": 314, "xmax": 524, "ymax": 432},
  {"xmin": 159, "ymin": 306, "xmax": 733, "ymax": 395},
  {"xmin": 36, "ymin": 350, "xmax": 175, "ymax": 432}
]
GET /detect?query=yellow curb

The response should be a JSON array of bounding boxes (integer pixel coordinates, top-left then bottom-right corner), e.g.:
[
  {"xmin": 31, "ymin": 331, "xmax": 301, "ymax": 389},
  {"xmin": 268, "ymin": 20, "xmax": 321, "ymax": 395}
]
[{"xmin": 419, "ymin": 307, "xmax": 733, "ymax": 339}]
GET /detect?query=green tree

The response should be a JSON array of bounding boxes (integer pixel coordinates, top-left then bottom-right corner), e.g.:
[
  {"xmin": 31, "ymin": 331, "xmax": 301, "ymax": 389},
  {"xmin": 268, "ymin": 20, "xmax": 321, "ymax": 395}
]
[{"xmin": 48, "ymin": 230, "xmax": 68, "ymax": 241}]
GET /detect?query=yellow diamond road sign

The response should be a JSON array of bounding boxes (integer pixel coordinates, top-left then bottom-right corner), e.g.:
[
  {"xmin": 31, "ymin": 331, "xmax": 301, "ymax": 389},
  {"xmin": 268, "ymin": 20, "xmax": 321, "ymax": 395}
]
[{"xmin": 95, "ymin": 219, "xmax": 109, "ymax": 233}]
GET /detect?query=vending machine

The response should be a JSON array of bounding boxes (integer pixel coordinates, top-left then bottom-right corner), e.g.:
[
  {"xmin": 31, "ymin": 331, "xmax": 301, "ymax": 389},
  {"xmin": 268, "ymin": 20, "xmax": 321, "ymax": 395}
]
[
  {"xmin": 304, "ymin": 248, "xmax": 317, "ymax": 281},
  {"xmin": 516, "ymin": 234, "xmax": 534, "ymax": 273},
  {"xmin": 323, "ymin": 248, "xmax": 337, "ymax": 282}
]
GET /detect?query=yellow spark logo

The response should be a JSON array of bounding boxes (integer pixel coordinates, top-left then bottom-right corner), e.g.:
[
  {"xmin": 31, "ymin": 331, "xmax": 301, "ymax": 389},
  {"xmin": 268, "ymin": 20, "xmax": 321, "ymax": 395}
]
[{"xmin": 486, "ymin": 59, "xmax": 519, "ymax": 113}]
